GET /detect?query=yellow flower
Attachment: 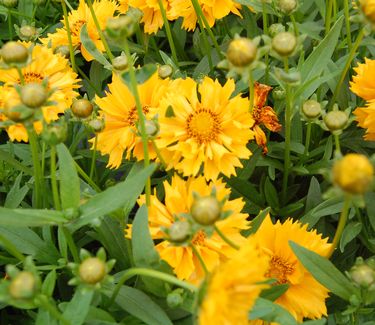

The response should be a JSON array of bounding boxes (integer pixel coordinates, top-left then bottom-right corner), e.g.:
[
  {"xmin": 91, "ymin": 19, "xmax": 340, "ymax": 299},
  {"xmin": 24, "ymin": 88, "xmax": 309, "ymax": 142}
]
[
  {"xmin": 350, "ymin": 58, "xmax": 375, "ymax": 101},
  {"xmin": 41, "ymin": 0, "xmax": 118, "ymax": 61},
  {"xmin": 333, "ymin": 153, "xmax": 374, "ymax": 195},
  {"xmin": 354, "ymin": 100, "xmax": 375, "ymax": 140},
  {"xmin": 168, "ymin": 0, "xmax": 242, "ymax": 31},
  {"xmin": 156, "ymin": 77, "xmax": 255, "ymax": 180},
  {"xmin": 118, "ymin": 0, "xmax": 129, "ymax": 13},
  {"xmin": 93, "ymin": 72, "xmax": 170, "ymax": 168},
  {"xmin": 249, "ymin": 215, "xmax": 332, "ymax": 323},
  {"xmin": 360, "ymin": 0, "xmax": 375, "ymax": 22},
  {"xmin": 199, "ymin": 238, "xmax": 269, "ymax": 325},
  {"xmin": 0, "ymin": 43, "xmax": 80, "ymax": 142},
  {"xmin": 128, "ymin": 175, "xmax": 249, "ymax": 283},
  {"xmin": 129, "ymin": 0, "xmax": 170, "ymax": 34}
]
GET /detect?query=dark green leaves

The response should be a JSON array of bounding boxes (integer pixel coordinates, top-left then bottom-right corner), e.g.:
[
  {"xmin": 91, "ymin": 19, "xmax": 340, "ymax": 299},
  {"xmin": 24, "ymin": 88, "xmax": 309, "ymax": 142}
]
[
  {"xmin": 121, "ymin": 64, "xmax": 158, "ymax": 87},
  {"xmin": 249, "ymin": 298, "xmax": 298, "ymax": 324}
]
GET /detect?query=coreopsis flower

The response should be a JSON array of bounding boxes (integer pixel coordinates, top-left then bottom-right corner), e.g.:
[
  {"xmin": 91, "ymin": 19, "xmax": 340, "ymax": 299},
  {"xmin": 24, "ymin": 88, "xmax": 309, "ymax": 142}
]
[
  {"xmin": 360, "ymin": 0, "xmax": 375, "ymax": 23},
  {"xmin": 350, "ymin": 58, "xmax": 375, "ymax": 101},
  {"xmin": 93, "ymin": 72, "xmax": 170, "ymax": 168},
  {"xmin": 128, "ymin": 0, "xmax": 170, "ymax": 34},
  {"xmin": 249, "ymin": 215, "xmax": 332, "ymax": 323},
  {"xmin": 252, "ymin": 82, "xmax": 282, "ymax": 154},
  {"xmin": 354, "ymin": 100, "xmax": 375, "ymax": 140},
  {"xmin": 118, "ymin": 0, "xmax": 129, "ymax": 13},
  {"xmin": 168, "ymin": 0, "xmax": 242, "ymax": 31},
  {"xmin": 0, "ymin": 43, "xmax": 80, "ymax": 142},
  {"xmin": 128, "ymin": 175, "xmax": 249, "ymax": 283},
  {"xmin": 198, "ymin": 238, "xmax": 269, "ymax": 325},
  {"xmin": 41, "ymin": 0, "xmax": 118, "ymax": 61},
  {"xmin": 156, "ymin": 77, "xmax": 255, "ymax": 180}
]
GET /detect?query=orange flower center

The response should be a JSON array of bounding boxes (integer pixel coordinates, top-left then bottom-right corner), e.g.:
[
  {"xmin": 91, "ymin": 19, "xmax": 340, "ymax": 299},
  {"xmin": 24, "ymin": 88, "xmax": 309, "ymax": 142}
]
[
  {"xmin": 71, "ymin": 19, "xmax": 86, "ymax": 37},
  {"xmin": 265, "ymin": 255, "xmax": 295, "ymax": 285},
  {"xmin": 18, "ymin": 72, "xmax": 44, "ymax": 85},
  {"xmin": 124, "ymin": 106, "xmax": 150, "ymax": 127},
  {"xmin": 186, "ymin": 109, "xmax": 221, "ymax": 144},
  {"xmin": 191, "ymin": 230, "xmax": 206, "ymax": 246}
]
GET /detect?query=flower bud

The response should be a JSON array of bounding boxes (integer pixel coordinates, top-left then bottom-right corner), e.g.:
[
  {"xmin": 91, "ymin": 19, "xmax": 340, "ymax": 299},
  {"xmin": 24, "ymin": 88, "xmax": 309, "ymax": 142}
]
[
  {"xmin": 8, "ymin": 271, "xmax": 37, "ymax": 299},
  {"xmin": 4, "ymin": 97, "xmax": 33, "ymax": 122},
  {"xmin": 112, "ymin": 55, "xmax": 128, "ymax": 71},
  {"xmin": 19, "ymin": 25, "xmax": 37, "ymax": 41},
  {"xmin": 1, "ymin": 42, "xmax": 29, "ymax": 65},
  {"xmin": 269, "ymin": 23, "xmax": 285, "ymax": 38},
  {"xmin": 333, "ymin": 153, "xmax": 374, "ymax": 195},
  {"xmin": 168, "ymin": 221, "xmax": 191, "ymax": 243},
  {"xmin": 79, "ymin": 257, "xmax": 107, "ymax": 284},
  {"xmin": 41, "ymin": 122, "xmax": 68, "ymax": 145},
  {"xmin": 88, "ymin": 118, "xmax": 105, "ymax": 133},
  {"xmin": 360, "ymin": 0, "xmax": 375, "ymax": 23},
  {"xmin": 350, "ymin": 264, "xmax": 375, "ymax": 288},
  {"xmin": 54, "ymin": 45, "xmax": 70, "ymax": 58},
  {"xmin": 106, "ymin": 15, "xmax": 135, "ymax": 39},
  {"xmin": 20, "ymin": 83, "xmax": 48, "ymax": 108},
  {"xmin": 227, "ymin": 38, "xmax": 257, "ymax": 67},
  {"xmin": 324, "ymin": 111, "xmax": 348, "ymax": 132},
  {"xmin": 191, "ymin": 196, "xmax": 221, "ymax": 226},
  {"xmin": 158, "ymin": 65, "xmax": 173, "ymax": 79},
  {"xmin": 278, "ymin": 0, "xmax": 297, "ymax": 15},
  {"xmin": 0, "ymin": 0, "xmax": 18, "ymax": 8},
  {"xmin": 272, "ymin": 87, "xmax": 286, "ymax": 100},
  {"xmin": 167, "ymin": 289, "xmax": 184, "ymax": 308},
  {"xmin": 302, "ymin": 99, "xmax": 321, "ymax": 119},
  {"xmin": 140, "ymin": 119, "xmax": 159, "ymax": 137},
  {"xmin": 272, "ymin": 32, "xmax": 297, "ymax": 57},
  {"xmin": 71, "ymin": 99, "xmax": 93, "ymax": 118}
]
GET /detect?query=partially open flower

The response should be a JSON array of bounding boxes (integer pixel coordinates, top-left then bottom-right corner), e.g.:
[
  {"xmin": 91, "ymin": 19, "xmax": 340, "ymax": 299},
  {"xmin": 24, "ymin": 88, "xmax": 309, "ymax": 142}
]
[{"xmin": 158, "ymin": 65, "xmax": 173, "ymax": 79}]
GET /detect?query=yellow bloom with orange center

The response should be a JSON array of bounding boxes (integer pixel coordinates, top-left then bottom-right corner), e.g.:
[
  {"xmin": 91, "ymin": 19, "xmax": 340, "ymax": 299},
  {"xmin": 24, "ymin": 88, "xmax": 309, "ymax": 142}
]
[
  {"xmin": 118, "ymin": 0, "xmax": 129, "ymax": 13},
  {"xmin": 93, "ymin": 72, "xmax": 170, "ymax": 168},
  {"xmin": 252, "ymin": 82, "xmax": 282, "ymax": 154},
  {"xmin": 198, "ymin": 238, "xmax": 269, "ymax": 325},
  {"xmin": 249, "ymin": 215, "xmax": 332, "ymax": 323},
  {"xmin": 156, "ymin": 77, "xmax": 255, "ymax": 180},
  {"xmin": 41, "ymin": 0, "xmax": 118, "ymax": 61},
  {"xmin": 128, "ymin": 175, "xmax": 249, "ymax": 283},
  {"xmin": 350, "ymin": 58, "xmax": 375, "ymax": 101},
  {"xmin": 168, "ymin": 0, "xmax": 242, "ymax": 31},
  {"xmin": 0, "ymin": 43, "xmax": 80, "ymax": 142}
]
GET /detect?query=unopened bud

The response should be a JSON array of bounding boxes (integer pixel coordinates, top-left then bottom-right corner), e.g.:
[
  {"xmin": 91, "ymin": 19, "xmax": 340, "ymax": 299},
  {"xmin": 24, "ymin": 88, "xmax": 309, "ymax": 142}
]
[
  {"xmin": 191, "ymin": 196, "xmax": 221, "ymax": 226},
  {"xmin": 112, "ymin": 55, "xmax": 128, "ymax": 71},
  {"xmin": 9, "ymin": 271, "xmax": 37, "ymax": 299},
  {"xmin": 79, "ymin": 257, "xmax": 107, "ymax": 284},
  {"xmin": 106, "ymin": 15, "xmax": 135, "ymax": 39},
  {"xmin": 302, "ymin": 100, "xmax": 321, "ymax": 119},
  {"xmin": 269, "ymin": 23, "xmax": 285, "ymax": 38},
  {"xmin": 19, "ymin": 25, "xmax": 37, "ymax": 41},
  {"xmin": 1, "ymin": 42, "xmax": 29, "ymax": 65},
  {"xmin": 41, "ymin": 122, "xmax": 67, "ymax": 145},
  {"xmin": 351, "ymin": 264, "xmax": 375, "ymax": 288},
  {"xmin": 20, "ymin": 83, "xmax": 48, "ymax": 108},
  {"xmin": 272, "ymin": 87, "xmax": 286, "ymax": 100},
  {"xmin": 88, "ymin": 118, "xmax": 105, "ymax": 133},
  {"xmin": 272, "ymin": 32, "xmax": 297, "ymax": 57},
  {"xmin": 0, "ymin": 0, "xmax": 18, "ymax": 8},
  {"xmin": 167, "ymin": 289, "xmax": 184, "ymax": 308},
  {"xmin": 324, "ymin": 111, "xmax": 348, "ymax": 132},
  {"xmin": 278, "ymin": 0, "xmax": 297, "ymax": 15},
  {"xmin": 71, "ymin": 99, "xmax": 93, "ymax": 118},
  {"xmin": 168, "ymin": 221, "xmax": 190, "ymax": 243},
  {"xmin": 158, "ymin": 65, "xmax": 173, "ymax": 79},
  {"xmin": 227, "ymin": 38, "xmax": 257, "ymax": 67},
  {"xmin": 142, "ymin": 119, "xmax": 159, "ymax": 137},
  {"xmin": 54, "ymin": 45, "xmax": 70, "ymax": 58}
]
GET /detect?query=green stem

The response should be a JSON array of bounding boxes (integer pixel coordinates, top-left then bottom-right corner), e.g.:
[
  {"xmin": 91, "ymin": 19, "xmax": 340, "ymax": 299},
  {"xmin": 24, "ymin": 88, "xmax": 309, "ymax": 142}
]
[
  {"xmin": 89, "ymin": 134, "xmax": 97, "ymax": 180},
  {"xmin": 37, "ymin": 295, "xmax": 70, "ymax": 325},
  {"xmin": 327, "ymin": 197, "xmax": 351, "ymax": 258},
  {"xmin": 151, "ymin": 139, "xmax": 167, "ymax": 169},
  {"xmin": 107, "ymin": 267, "xmax": 197, "ymax": 307},
  {"xmin": 157, "ymin": 0, "xmax": 179, "ymax": 66},
  {"xmin": 334, "ymin": 133, "xmax": 341, "ymax": 155},
  {"xmin": 74, "ymin": 161, "xmax": 101, "ymax": 193},
  {"xmin": 343, "ymin": 0, "xmax": 352, "ymax": 51},
  {"xmin": 262, "ymin": 2, "xmax": 270, "ymax": 84},
  {"xmin": 122, "ymin": 38, "xmax": 151, "ymax": 206},
  {"xmin": 50, "ymin": 146, "xmax": 61, "ymax": 211},
  {"xmin": 327, "ymin": 29, "xmax": 365, "ymax": 111},
  {"xmin": 61, "ymin": 0, "xmax": 77, "ymax": 72},
  {"xmin": 249, "ymin": 69, "xmax": 255, "ymax": 113},
  {"xmin": 290, "ymin": 14, "xmax": 299, "ymax": 35},
  {"xmin": 8, "ymin": 10, "xmax": 12, "ymax": 40},
  {"xmin": 62, "ymin": 226, "xmax": 80, "ymax": 263},
  {"xmin": 41, "ymin": 142, "xmax": 46, "ymax": 180},
  {"xmin": 196, "ymin": 15, "xmax": 213, "ymax": 71},
  {"xmin": 214, "ymin": 225, "xmax": 240, "ymax": 250},
  {"xmin": 325, "ymin": 0, "xmax": 333, "ymax": 35},
  {"xmin": 76, "ymin": 65, "xmax": 102, "ymax": 95},
  {"xmin": 191, "ymin": 244, "xmax": 208, "ymax": 275},
  {"xmin": 303, "ymin": 122, "xmax": 312, "ymax": 156},
  {"xmin": 86, "ymin": 0, "xmax": 114, "ymax": 62},
  {"xmin": 16, "ymin": 67, "xmax": 25, "ymax": 85}
]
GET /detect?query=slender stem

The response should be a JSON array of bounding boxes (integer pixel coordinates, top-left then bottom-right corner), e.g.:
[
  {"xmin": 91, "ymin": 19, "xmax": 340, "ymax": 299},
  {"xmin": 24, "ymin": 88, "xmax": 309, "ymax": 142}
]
[
  {"xmin": 262, "ymin": 2, "xmax": 270, "ymax": 84},
  {"xmin": 16, "ymin": 67, "xmax": 25, "ymax": 85},
  {"xmin": 122, "ymin": 38, "xmax": 151, "ymax": 206},
  {"xmin": 74, "ymin": 161, "xmax": 101, "ymax": 193},
  {"xmin": 61, "ymin": 0, "xmax": 77, "ymax": 72},
  {"xmin": 157, "ymin": 0, "xmax": 179, "ymax": 66},
  {"xmin": 41, "ymin": 142, "xmax": 46, "ymax": 179},
  {"xmin": 62, "ymin": 226, "xmax": 80, "ymax": 263},
  {"xmin": 86, "ymin": 0, "xmax": 114, "ymax": 62},
  {"xmin": 325, "ymin": 0, "xmax": 333, "ymax": 35},
  {"xmin": 327, "ymin": 197, "xmax": 351, "ymax": 258},
  {"xmin": 327, "ymin": 29, "xmax": 365, "ymax": 111},
  {"xmin": 249, "ymin": 69, "xmax": 255, "ymax": 113},
  {"xmin": 151, "ymin": 139, "xmax": 167, "ymax": 169},
  {"xmin": 63, "ymin": 0, "xmax": 74, "ymax": 11},
  {"xmin": 343, "ymin": 0, "xmax": 352, "ymax": 51},
  {"xmin": 7, "ymin": 10, "xmax": 12, "ymax": 40},
  {"xmin": 191, "ymin": 244, "xmax": 208, "ymax": 275},
  {"xmin": 303, "ymin": 122, "xmax": 312, "ymax": 156},
  {"xmin": 37, "ymin": 295, "xmax": 70, "ymax": 325},
  {"xmin": 50, "ymin": 146, "xmax": 61, "ymax": 211},
  {"xmin": 0, "ymin": 233, "xmax": 25, "ymax": 261},
  {"xmin": 76, "ymin": 65, "xmax": 102, "ymax": 95},
  {"xmin": 334, "ymin": 133, "xmax": 341, "ymax": 155},
  {"xmin": 290, "ymin": 14, "xmax": 299, "ymax": 35},
  {"xmin": 89, "ymin": 134, "xmax": 97, "ymax": 180},
  {"xmin": 196, "ymin": 15, "xmax": 213, "ymax": 71},
  {"xmin": 214, "ymin": 225, "xmax": 240, "ymax": 250},
  {"xmin": 107, "ymin": 267, "xmax": 197, "ymax": 307}
]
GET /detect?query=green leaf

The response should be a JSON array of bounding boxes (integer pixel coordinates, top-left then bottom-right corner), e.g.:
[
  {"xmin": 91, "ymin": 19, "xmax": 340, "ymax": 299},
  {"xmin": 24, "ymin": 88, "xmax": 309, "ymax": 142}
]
[
  {"xmin": 121, "ymin": 64, "xmax": 158, "ymax": 87},
  {"xmin": 246, "ymin": 207, "xmax": 271, "ymax": 236},
  {"xmin": 264, "ymin": 177, "xmax": 279, "ymax": 209},
  {"xmin": 290, "ymin": 241, "xmax": 359, "ymax": 301},
  {"xmin": 340, "ymin": 222, "xmax": 362, "ymax": 252},
  {"xmin": 62, "ymin": 288, "xmax": 94, "ymax": 325},
  {"xmin": 260, "ymin": 284, "xmax": 289, "ymax": 301},
  {"xmin": 69, "ymin": 164, "xmax": 156, "ymax": 232},
  {"xmin": 0, "ymin": 149, "xmax": 32, "ymax": 175},
  {"xmin": 305, "ymin": 177, "xmax": 322, "ymax": 213},
  {"xmin": 4, "ymin": 172, "xmax": 29, "ymax": 208},
  {"xmin": 41, "ymin": 270, "xmax": 56, "ymax": 297},
  {"xmin": 56, "ymin": 144, "xmax": 81, "ymax": 211},
  {"xmin": 103, "ymin": 285, "xmax": 173, "ymax": 325},
  {"xmin": 249, "ymin": 298, "xmax": 298, "ymax": 324}
]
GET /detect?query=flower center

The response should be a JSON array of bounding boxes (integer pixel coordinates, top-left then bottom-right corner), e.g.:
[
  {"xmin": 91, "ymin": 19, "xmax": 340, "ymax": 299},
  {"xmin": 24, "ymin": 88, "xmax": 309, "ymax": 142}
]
[
  {"xmin": 186, "ymin": 109, "xmax": 221, "ymax": 144},
  {"xmin": 191, "ymin": 230, "xmax": 206, "ymax": 246},
  {"xmin": 265, "ymin": 255, "xmax": 295, "ymax": 285},
  {"xmin": 18, "ymin": 72, "xmax": 44, "ymax": 85},
  {"xmin": 71, "ymin": 19, "xmax": 86, "ymax": 37},
  {"xmin": 124, "ymin": 106, "xmax": 150, "ymax": 127}
]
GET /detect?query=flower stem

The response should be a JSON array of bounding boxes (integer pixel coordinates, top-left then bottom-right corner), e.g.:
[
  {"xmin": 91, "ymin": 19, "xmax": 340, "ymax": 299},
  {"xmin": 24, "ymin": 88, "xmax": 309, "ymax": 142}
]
[
  {"xmin": 290, "ymin": 14, "xmax": 299, "ymax": 35},
  {"xmin": 86, "ymin": 0, "xmax": 114, "ymax": 62},
  {"xmin": 249, "ymin": 69, "xmax": 255, "ymax": 113},
  {"xmin": 61, "ymin": 0, "xmax": 77, "ymax": 72},
  {"xmin": 107, "ymin": 267, "xmax": 197, "ymax": 307},
  {"xmin": 191, "ymin": 244, "xmax": 209, "ymax": 275},
  {"xmin": 196, "ymin": 15, "xmax": 213, "ymax": 71},
  {"xmin": 334, "ymin": 134, "xmax": 341, "ymax": 156},
  {"xmin": 122, "ymin": 38, "xmax": 151, "ymax": 206},
  {"xmin": 325, "ymin": 0, "xmax": 333, "ymax": 35},
  {"xmin": 327, "ymin": 29, "xmax": 365, "ymax": 111},
  {"xmin": 343, "ymin": 0, "xmax": 352, "ymax": 51},
  {"xmin": 327, "ymin": 197, "xmax": 351, "ymax": 258},
  {"xmin": 37, "ymin": 295, "xmax": 70, "ymax": 325},
  {"xmin": 157, "ymin": 0, "xmax": 179, "ymax": 66},
  {"xmin": 214, "ymin": 225, "xmax": 240, "ymax": 250},
  {"xmin": 7, "ymin": 10, "xmax": 12, "ymax": 40},
  {"xmin": 303, "ymin": 122, "xmax": 312, "ymax": 156},
  {"xmin": 50, "ymin": 145, "xmax": 61, "ymax": 211},
  {"xmin": 74, "ymin": 161, "xmax": 101, "ymax": 193},
  {"xmin": 89, "ymin": 134, "xmax": 97, "ymax": 180},
  {"xmin": 262, "ymin": 2, "xmax": 270, "ymax": 84},
  {"xmin": 62, "ymin": 226, "xmax": 80, "ymax": 263},
  {"xmin": 151, "ymin": 139, "xmax": 167, "ymax": 169}
]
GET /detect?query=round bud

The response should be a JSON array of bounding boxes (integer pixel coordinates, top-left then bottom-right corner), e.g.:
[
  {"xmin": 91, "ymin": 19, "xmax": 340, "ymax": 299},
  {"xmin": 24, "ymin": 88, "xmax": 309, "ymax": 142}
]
[
  {"xmin": 302, "ymin": 100, "xmax": 321, "ymax": 119},
  {"xmin": 88, "ymin": 118, "xmax": 105, "ymax": 133},
  {"xmin": 9, "ymin": 271, "xmax": 37, "ymax": 299},
  {"xmin": 272, "ymin": 87, "xmax": 286, "ymax": 100},
  {"xmin": 112, "ymin": 55, "xmax": 128, "ymax": 71},
  {"xmin": 350, "ymin": 264, "xmax": 375, "ymax": 287},
  {"xmin": 19, "ymin": 25, "xmax": 37, "ymax": 40},
  {"xmin": 54, "ymin": 45, "xmax": 70, "ymax": 58},
  {"xmin": 227, "ymin": 38, "xmax": 257, "ymax": 67},
  {"xmin": 158, "ymin": 65, "xmax": 173, "ymax": 79},
  {"xmin": 20, "ymin": 83, "xmax": 48, "ymax": 108},
  {"xmin": 79, "ymin": 257, "xmax": 107, "ymax": 284},
  {"xmin": 360, "ymin": 0, "xmax": 375, "ymax": 23},
  {"xmin": 4, "ymin": 98, "xmax": 23, "ymax": 122},
  {"xmin": 71, "ymin": 99, "xmax": 93, "ymax": 118},
  {"xmin": 106, "ymin": 16, "xmax": 135, "ymax": 39},
  {"xmin": 191, "ymin": 196, "xmax": 221, "ymax": 226},
  {"xmin": 269, "ymin": 23, "xmax": 285, "ymax": 38},
  {"xmin": 41, "ymin": 123, "xmax": 67, "ymax": 145},
  {"xmin": 167, "ymin": 289, "xmax": 184, "ymax": 308},
  {"xmin": 1, "ymin": 42, "xmax": 29, "ymax": 65},
  {"xmin": 272, "ymin": 32, "xmax": 297, "ymax": 57},
  {"xmin": 333, "ymin": 153, "xmax": 374, "ymax": 195},
  {"xmin": 142, "ymin": 119, "xmax": 159, "ymax": 137},
  {"xmin": 0, "ymin": 0, "xmax": 18, "ymax": 8},
  {"xmin": 169, "ymin": 221, "xmax": 190, "ymax": 243},
  {"xmin": 323, "ymin": 111, "xmax": 348, "ymax": 132},
  {"xmin": 278, "ymin": 0, "xmax": 297, "ymax": 15}
]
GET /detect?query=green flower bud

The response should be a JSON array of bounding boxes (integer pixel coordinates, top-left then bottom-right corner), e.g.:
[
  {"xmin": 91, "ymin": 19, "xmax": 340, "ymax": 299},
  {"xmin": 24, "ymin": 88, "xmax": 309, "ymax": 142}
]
[
  {"xmin": 167, "ymin": 289, "xmax": 184, "ymax": 308},
  {"xmin": 227, "ymin": 38, "xmax": 257, "ymax": 67},
  {"xmin": 88, "ymin": 118, "xmax": 105, "ymax": 133},
  {"xmin": 350, "ymin": 264, "xmax": 375, "ymax": 288},
  {"xmin": 302, "ymin": 99, "xmax": 321, "ymax": 119},
  {"xmin": 140, "ymin": 119, "xmax": 159, "ymax": 137},
  {"xmin": 191, "ymin": 196, "xmax": 221, "ymax": 226},
  {"xmin": 106, "ymin": 15, "xmax": 135, "ymax": 39},
  {"xmin": 272, "ymin": 87, "xmax": 286, "ymax": 100},
  {"xmin": 41, "ymin": 122, "xmax": 68, "ymax": 145},
  {"xmin": 19, "ymin": 25, "xmax": 37, "ymax": 41},
  {"xmin": 269, "ymin": 23, "xmax": 285, "ymax": 38},
  {"xmin": 0, "ymin": 0, "xmax": 18, "ymax": 8},
  {"xmin": 54, "ymin": 45, "xmax": 70, "ymax": 58},
  {"xmin": 79, "ymin": 257, "xmax": 107, "ymax": 284},
  {"xmin": 1, "ymin": 42, "xmax": 29, "ymax": 65},
  {"xmin": 112, "ymin": 55, "xmax": 128, "ymax": 71},
  {"xmin": 168, "ymin": 221, "xmax": 191, "ymax": 243},
  {"xmin": 9, "ymin": 271, "xmax": 37, "ymax": 299},
  {"xmin": 20, "ymin": 83, "xmax": 48, "ymax": 108},
  {"xmin": 324, "ymin": 111, "xmax": 348, "ymax": 132},
  {"xmin": 278, "ymin": 0, "xmax": 297, "ymax": 15},
  {"xmin": 272, "ymin": 32, "xmax": 297, "ymax": 57},
  {"xmin": 158, "ymin": 65, "xmax": 173, "ymax": 79},
  {"xmin": 71, "ymin": 99, "xmax": 93, "ymax": 118}
]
